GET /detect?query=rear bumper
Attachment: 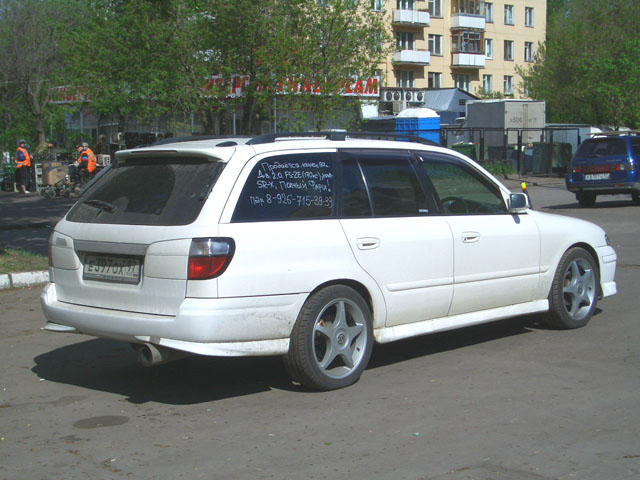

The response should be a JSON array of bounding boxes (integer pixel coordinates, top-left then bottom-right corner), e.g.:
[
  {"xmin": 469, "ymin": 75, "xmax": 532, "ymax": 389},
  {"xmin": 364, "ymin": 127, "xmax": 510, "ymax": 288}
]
[
  {"xmin": 41, "ymin": 283, "xmax": 307, "ymax": 356},
  {"xmin": 566, "ymin": 177, "xmax": 640, "ymax": 195}
]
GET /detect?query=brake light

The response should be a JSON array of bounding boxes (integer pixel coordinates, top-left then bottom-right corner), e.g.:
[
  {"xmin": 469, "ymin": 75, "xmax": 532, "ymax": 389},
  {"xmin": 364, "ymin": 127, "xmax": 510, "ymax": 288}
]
[
  {"xmin": 187, "ymin": 237, "xmax": 235, "ymax": 280},
  {"xmin": 573, "ymin": 166, "xmax": 582, "ymax": 173}
]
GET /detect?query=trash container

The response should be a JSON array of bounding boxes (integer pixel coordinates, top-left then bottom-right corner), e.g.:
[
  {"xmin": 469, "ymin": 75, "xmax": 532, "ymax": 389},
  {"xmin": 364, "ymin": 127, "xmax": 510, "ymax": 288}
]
[
  {"xmin": 532, "ymin": 142, "xmax": 553, "ymax": 174},
  {"xmin": 451, "ymin": 142, "xmax": 480, "ymax": 161}
]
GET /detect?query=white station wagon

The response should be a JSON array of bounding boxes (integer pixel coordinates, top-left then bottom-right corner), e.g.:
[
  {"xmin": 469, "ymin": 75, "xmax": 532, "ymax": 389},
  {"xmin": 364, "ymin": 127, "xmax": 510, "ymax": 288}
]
[{"xmin": 41, "ymin": 133, "xmax": 618, "ymax": 390}]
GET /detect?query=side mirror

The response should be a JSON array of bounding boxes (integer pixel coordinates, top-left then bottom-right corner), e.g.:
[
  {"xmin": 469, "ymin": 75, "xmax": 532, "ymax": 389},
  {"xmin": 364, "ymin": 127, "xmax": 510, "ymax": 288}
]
[{"xmin": 508, "ymin": 192, "xmax": 529, "ymax": 213}]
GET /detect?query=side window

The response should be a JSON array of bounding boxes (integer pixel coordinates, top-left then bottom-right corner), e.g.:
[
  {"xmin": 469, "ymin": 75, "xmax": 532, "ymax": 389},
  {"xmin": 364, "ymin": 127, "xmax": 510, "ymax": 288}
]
[
  {"xmin": 232, "ymin": 153, "xmax": 334, "ymax": 222},
  {"xmin": 421, "ymin": 158, "xmax": 507, "ymax": 214},
  {"xmin": 629, "ymin": 138, "xmax": 640, "ymax": 157},
  {"xmin": 341, "ymin": 159, "xmax": 372, "ymax": 217},
  {"xmin": 359, "ymin": 158, "xmax": 430, "ymax": 217}
]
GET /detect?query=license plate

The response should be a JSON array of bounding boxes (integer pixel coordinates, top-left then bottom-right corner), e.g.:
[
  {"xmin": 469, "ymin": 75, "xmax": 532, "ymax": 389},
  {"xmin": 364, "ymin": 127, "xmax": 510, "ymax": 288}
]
[
  {"xmin": 83, "ymin": 254, "xmax": 141, "ymax": 284},
  {"xmin": 585, "ymin": 173, "xmax": 610, "ymax": 180}
]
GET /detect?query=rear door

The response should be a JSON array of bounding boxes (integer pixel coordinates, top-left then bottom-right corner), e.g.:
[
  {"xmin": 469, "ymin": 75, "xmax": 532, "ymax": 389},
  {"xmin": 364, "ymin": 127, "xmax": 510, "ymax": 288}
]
[{"xmin": 338, "ymin": 150, "xmax": 454, "ymax": 327}]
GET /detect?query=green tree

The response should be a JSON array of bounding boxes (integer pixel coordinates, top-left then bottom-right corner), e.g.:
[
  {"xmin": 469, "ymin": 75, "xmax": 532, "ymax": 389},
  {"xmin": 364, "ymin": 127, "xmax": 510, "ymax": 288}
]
[
  {"xmin": 68, "ymin": 0, "xmax": 390, "ymax": 135},
  {"xmin": 518, "ymin": 0, "xmax": 640, "ymax": 128},
  {"xmin": 0, "ymin": 0, "xmax": 76, "ymax": 150}
]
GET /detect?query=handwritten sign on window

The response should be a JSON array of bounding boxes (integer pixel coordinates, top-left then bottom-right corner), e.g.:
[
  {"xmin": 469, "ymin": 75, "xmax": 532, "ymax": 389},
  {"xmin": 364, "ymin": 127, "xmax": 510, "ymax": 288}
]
[{"xmin": 233, "ymin": 154, "xmax": 334, "ymax": 222}]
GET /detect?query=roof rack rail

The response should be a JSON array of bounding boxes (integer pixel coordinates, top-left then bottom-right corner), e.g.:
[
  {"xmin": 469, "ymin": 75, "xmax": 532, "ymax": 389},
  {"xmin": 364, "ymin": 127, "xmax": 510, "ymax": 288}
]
[
  {"xmin": 246, "ymin": 131, "xmax": 439, "ymax": 146},
  {"xmin": 587, "ymin": 130, "xmax": 640, "ymax": 137}
]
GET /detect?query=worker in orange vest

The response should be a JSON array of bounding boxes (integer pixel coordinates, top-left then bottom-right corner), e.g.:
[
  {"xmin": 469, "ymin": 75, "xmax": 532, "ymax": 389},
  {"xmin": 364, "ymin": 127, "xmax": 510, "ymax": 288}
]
[
  {"xmin": 72, "ymin": 142, "xmax": 97, "ymax": 184},
  {"xmin": 15, "ymin": 139, "xmax": 32, "ymax": 194}
]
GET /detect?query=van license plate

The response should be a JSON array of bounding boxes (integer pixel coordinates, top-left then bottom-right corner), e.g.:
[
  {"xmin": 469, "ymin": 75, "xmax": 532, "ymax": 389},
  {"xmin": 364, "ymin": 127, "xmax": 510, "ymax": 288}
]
[
  {"xmin": 83, "ymin": 254, "xmax": 141, "ymax": 284},
  {"xmin": 585, "ymin": 173, "xmax": 610, "ymax": 180}
]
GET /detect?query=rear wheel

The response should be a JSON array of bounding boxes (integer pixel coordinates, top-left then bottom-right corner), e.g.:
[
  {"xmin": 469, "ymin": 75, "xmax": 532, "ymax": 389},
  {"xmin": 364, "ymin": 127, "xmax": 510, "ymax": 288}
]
[
  {"xmin": 284, "ymin": 285, "xmax": 373, "ymax": 390},
  {"xmin": 577, "ymin": 192, "xmax": 596, "ymax": 208},
  {"xmin": 632, "ymin": 192, "xmax": 640, "ymax": 205},
  {"xmin": 546, "ymin": 247, "xmax": 599, "ymax": 329}
]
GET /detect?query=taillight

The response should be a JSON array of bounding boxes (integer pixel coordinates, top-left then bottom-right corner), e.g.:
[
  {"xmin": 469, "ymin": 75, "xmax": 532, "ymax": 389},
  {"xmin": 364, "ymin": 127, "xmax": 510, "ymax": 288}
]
[
  {"xmin": 187, "ymin": 237, "xmax": 235, "ymax": 280},
  {"xmin": 573, "ymin": 165, "xmax": 582, "ymax": 173}
]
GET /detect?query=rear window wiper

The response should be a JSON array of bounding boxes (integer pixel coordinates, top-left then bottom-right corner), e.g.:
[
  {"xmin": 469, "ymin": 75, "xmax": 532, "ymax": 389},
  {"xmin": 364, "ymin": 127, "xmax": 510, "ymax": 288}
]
[{"xmin": 83, "ymin": 199, "xmax": 118, "ymax": 213}]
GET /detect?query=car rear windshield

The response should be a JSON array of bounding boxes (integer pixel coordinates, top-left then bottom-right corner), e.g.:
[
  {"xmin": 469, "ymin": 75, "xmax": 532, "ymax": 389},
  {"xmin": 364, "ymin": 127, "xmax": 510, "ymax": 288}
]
[
  {"xmin": 66, "ymin": 156, "xmax": 224, "ymax": 226},
  {"xmin": 575, "ymin": 138, "xmax": 628, "ymax": 157}
]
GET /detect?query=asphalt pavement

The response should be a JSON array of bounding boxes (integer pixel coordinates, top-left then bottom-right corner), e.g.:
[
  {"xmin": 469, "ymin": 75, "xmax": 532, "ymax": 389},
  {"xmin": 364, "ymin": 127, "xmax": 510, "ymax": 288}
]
[
  {"xmin": 0, "ymin": 177, "xmax": 638, "ymax": 479},
  {"xmin": 0, "ymin": 190, "xmax": 77, "ymax": 256}
]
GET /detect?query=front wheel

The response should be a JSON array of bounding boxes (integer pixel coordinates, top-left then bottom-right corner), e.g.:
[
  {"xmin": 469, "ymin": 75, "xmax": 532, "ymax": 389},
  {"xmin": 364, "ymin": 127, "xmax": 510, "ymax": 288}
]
[
  {"xmin": 546, "ymin": 247, "xmax": 599, "ymax": 329},
  {"xmin": 632, "ymin": 192, "xmax": 640, "ymax": 205},
  {"xmin": 284, "ymin": 285, "xmax": 373, "ymax": 390}
]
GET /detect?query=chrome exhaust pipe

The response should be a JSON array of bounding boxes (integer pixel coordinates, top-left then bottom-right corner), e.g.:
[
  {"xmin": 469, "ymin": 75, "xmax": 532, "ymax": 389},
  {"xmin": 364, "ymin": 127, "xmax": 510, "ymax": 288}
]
[{"xmin": 132, "ymin": 343, "xmax": 188, "ymax": 367}]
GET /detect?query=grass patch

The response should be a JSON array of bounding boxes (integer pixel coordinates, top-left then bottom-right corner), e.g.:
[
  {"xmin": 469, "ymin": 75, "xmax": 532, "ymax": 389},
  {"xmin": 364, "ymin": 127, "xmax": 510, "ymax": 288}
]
[{"xmin": 0, "ymin": 247, "xmax": 48, "ymax": 274}]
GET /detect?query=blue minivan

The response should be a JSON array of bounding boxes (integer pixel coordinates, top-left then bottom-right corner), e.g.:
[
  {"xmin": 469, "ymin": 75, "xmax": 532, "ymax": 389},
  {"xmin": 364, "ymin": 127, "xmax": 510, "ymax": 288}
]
[{"xmin": 566, "ymin": 133, "xmax": 640, "ymax": 207}]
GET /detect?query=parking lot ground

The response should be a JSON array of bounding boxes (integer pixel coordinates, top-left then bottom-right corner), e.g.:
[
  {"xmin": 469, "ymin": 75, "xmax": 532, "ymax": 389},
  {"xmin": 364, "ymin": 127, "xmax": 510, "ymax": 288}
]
[{"xmin": 1, "ymin": 181, "xmax": 639, "ymax": 480}]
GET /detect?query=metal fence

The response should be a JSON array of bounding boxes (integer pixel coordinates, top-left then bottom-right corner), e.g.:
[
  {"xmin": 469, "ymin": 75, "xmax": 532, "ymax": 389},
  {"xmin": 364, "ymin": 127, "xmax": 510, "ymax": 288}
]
[{"xmin": 438, "ymin": 126, "xmax": 583, "ymax": 176}]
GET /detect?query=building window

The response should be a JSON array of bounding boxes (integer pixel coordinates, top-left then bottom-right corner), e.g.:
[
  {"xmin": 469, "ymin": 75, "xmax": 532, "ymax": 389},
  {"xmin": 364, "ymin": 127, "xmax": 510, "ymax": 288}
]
[
  {"xmin": 525, "ymin": 7, "xmax": 534, "ymax": 27},
  {"xmin": 504, "ymin": 75, "xmax": 514, "ymax": 95},
  {"xmin": 482, "ymin": 74, "xmax": 493, "ymax": 92},
  {"xmin": 396, "ymin": 70, "xmax": 415, "ymax": 88},
  {"xmin": 485, "ymin": 2, "xmax": 493, "ymax": 22},
  {"xmin": 428, "ymin": 0, "xmax": 442, "ymax": 17},
  {"xmin": 396, "ymin": 31, "xmax": 415, "ymax": 50},
  {"xmin": 454, "ymin": 73, "xmax": 471, "ymax": 93},
  {"xmin": 524, "ymin": 42, "xmax": 534, "ymax": 62},
  {"xmin": 428, "ymin": 72, "xmax": 442, "ymax": 88},
  {"xmin": 428, "ymin": 34, "xmax": 443, "ymax": 55},
  {"xmin": 371, "ymin": 0, "xmax": 384, "ymax": 11},
  {"xmin": 485, "ymin": 38, "xmax": 493, "ymax": 59},
  {"xmin": 504, "ymin": 4, "xmax": 514, "ymax": 25},
  {"xmin": 452, "ymin": 31, "xmax": 483, "ymax": 54},
  {"xmin": 504, "ymin": 40, "xmax": 514, "ymax": 60},
  {"xmin": 397, "ymin": 0, "xmax": 415, "ymax": 9},
  {"xmin": 451, "ymin": 0, "xmax": 483, "ymax": 15}
]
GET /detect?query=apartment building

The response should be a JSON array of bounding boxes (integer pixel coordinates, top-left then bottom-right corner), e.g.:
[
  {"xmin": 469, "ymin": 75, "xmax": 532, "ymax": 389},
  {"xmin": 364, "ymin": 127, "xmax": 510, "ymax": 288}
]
[{"xmin": 377, "ymin": 0, "xmax": 546, "ymax": 98}]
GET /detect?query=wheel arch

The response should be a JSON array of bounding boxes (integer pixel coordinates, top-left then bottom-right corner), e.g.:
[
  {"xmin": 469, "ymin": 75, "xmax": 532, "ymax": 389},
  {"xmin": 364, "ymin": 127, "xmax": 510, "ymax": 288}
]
[
  {"xmin": 547, "ymin": 242, "xmax": 602, "ymax": 297},
  {"xmin": 307, "ymin": 279, "xmax": 380, "ymax": 329}
]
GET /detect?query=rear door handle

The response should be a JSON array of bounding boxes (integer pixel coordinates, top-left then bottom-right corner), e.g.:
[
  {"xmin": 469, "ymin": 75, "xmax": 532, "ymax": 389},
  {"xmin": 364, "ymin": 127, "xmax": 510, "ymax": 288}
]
[
  {"xmin": 461, "ymin": 231, "xmax": 480, "ymax": 243},
  {"xmin": 356, "ymin": 237, "xmax": 380, "ymax": 250}
]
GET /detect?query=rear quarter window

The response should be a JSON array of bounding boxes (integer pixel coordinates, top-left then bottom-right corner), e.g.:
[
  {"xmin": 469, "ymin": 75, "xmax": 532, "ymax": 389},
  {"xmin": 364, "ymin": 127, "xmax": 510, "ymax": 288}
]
[
  {"xmin": 576, "ymin": 138, "xmax": 628, "ymax": 157},
  {"xmin": 232, "ymin": 153, "xmax": 335, "ymax": 222}
]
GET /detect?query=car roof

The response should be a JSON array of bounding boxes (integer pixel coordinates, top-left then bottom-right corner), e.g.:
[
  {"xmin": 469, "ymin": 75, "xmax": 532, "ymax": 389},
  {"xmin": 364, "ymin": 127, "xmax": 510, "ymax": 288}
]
[{"xmin": 117, "ymin": 132, "xmax": 447, "ymax": 161}]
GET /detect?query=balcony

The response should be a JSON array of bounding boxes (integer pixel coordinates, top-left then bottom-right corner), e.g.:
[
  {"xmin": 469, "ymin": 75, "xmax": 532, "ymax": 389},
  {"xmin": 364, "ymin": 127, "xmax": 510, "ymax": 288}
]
[
  {"xmin": 452, "ymin": 53, "xmax": 486, "ymax": 68},
  {"xmin": 392, "ymin": 49, "xmax": 430, "ymax": 66},
  {"xmin": 393, "ymin": 9, "xmax": 430, "ymax": 27},
  {"xmin": 451, "ymin": 13, "xmax": 486, "ymax": 30}
]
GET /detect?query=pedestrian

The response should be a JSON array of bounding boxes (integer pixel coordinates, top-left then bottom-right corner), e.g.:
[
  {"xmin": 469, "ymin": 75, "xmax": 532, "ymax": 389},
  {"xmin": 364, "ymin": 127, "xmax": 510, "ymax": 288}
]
[
  {"xmin": 70, "ymin": 142, "xmax": 96, "ymax": 185},
  {"xmin": 15, "ymin": 139, "xmax": 32, "ymax": 194}
]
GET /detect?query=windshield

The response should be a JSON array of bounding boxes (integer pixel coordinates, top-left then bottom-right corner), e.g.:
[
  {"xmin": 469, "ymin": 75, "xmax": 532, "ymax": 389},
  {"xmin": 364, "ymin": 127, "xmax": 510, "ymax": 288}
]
[
  {"xmin": 66, "ymin": 157, "xmax": 225, "ymax": 226},
  {"xmin": 575, "ymin": 138, "xmax": 628, "ymax": 157}
]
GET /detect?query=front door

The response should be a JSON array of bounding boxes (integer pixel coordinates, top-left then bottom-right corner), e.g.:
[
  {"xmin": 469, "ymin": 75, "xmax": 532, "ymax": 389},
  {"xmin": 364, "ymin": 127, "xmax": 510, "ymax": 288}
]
[{"xmin": 418, "ymin": 154, "xmax": 541, "ymax": 316}]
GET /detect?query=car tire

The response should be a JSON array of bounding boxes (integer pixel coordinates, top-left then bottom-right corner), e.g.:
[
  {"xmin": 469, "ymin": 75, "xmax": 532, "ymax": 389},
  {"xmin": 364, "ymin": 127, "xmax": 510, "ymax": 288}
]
[
  {"xmin": 632, "ymin": 192, "xmax": 640, "ymax": 205},
  {"xmin": 546, "ymin": 247, "xmax": 599, "ymax": 329},
  {"xmin": 577, "ymin": 192, "xmax": 596, "ymax": 208},
  {"xmin": 284, "ymin": 285, "xmax": 373, "ymax": 391}
]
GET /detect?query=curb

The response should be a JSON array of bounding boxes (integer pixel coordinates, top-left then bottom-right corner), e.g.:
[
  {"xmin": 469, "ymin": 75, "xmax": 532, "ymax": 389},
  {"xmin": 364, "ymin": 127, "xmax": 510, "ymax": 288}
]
[{"xmin": 0, "ymin": 270, "xmax": 50, "ymax": 290}]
